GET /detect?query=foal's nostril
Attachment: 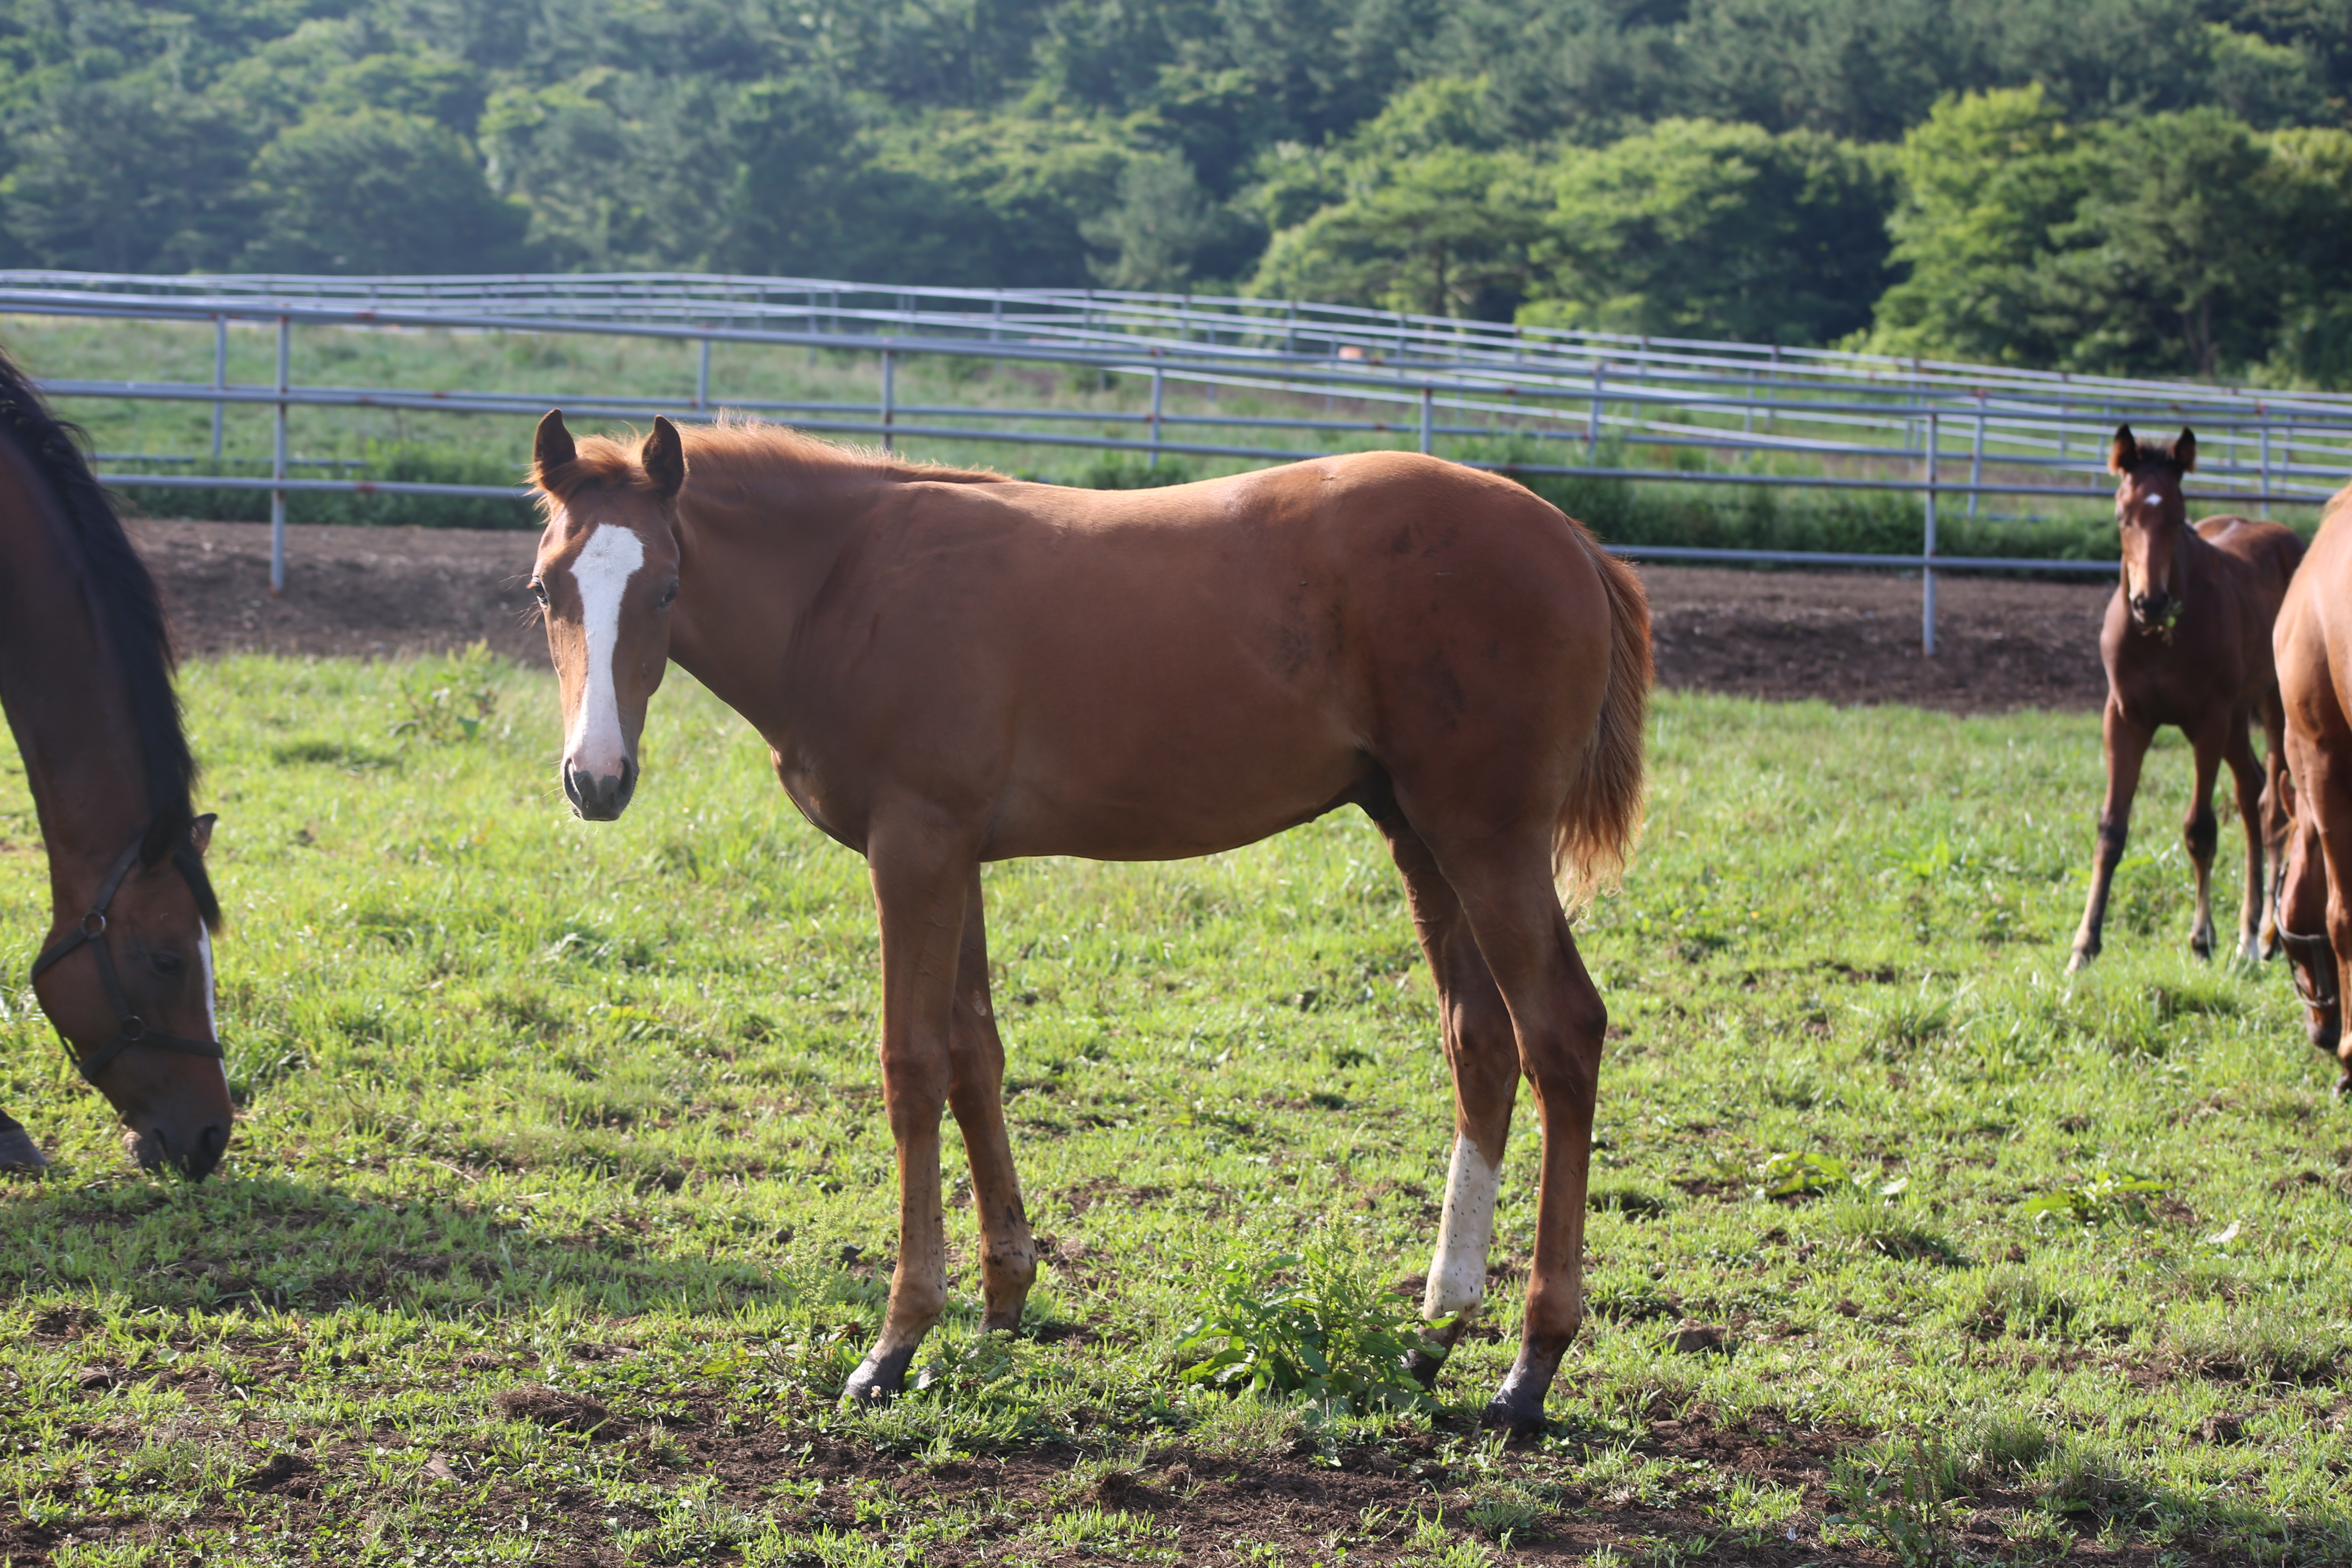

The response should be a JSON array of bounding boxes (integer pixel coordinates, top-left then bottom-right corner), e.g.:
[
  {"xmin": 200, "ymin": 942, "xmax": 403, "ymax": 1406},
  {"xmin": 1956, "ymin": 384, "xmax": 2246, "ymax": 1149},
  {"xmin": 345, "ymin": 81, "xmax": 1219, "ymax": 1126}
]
[{"xmin": 183, "ymin": 1122, "xmax": 227, "ymax": 1182}]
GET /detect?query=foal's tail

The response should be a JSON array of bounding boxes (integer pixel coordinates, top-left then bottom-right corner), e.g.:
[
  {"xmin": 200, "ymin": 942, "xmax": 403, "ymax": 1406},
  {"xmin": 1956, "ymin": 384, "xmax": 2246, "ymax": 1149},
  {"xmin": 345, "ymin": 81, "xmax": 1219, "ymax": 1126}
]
[{"xmin": 1555, "ymin": 535, "xmax": 1653, "ymax": 908}]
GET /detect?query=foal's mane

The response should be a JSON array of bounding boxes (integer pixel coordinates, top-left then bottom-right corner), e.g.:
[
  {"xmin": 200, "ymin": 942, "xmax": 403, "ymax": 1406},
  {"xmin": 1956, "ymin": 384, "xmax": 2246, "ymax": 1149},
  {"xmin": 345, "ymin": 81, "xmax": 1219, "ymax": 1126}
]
[
  {"xmin": 540, "ymin": 420, "xmax": 1009, "ymax": 509},
  {"xmin": 0, "ymin": 344, "xmax": 216, "ymax": 922}
]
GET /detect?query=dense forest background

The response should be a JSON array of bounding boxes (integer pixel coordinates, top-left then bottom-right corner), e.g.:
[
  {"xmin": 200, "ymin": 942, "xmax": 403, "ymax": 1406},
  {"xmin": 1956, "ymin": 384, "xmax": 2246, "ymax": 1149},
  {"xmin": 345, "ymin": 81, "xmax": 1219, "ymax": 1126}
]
[{"xmin": 10, "ymin": 0, "xmax": 2352, "ymax": 381}]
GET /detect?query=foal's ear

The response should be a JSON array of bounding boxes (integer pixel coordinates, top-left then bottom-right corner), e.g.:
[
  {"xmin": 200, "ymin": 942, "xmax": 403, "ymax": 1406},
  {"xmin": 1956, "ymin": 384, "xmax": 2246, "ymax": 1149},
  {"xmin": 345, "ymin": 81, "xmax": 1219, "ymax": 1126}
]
[
  {"xmin": 188, "ymin": 813, "xmax": 216, "ymax": 858},
  {"xmin": 642, "ymin": 416, "xmax": 686, "ymax": 500},
  {"xmin": 2174, "ymin": 428, "xmax": 2198, "ymax": 473},
  {"xmin": 2109, "ymin": 424, "xmax": 2137, "ymax": 475},
  {"xmin": 533, "ymin": 409, "xmax": 576, "ymax": 487}
]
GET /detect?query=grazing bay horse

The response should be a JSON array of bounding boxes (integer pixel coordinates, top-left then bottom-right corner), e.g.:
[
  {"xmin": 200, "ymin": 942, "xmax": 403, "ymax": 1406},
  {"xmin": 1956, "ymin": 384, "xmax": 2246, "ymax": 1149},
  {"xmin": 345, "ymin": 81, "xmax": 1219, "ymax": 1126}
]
[
  {"xmin": 2271, "ymin": 483, "xmax": 2352, "ymax": 1090},
  {"xmin": 0, "ymin": 346, "xmax": 229, "ymax": 1178},
  {"xmin": 526, "ymin": 410, "xmax": 1650, "ymax": 1430},
  {"xmin": 2069, "ymin": 426, "xmax": 2301, "ymax": 973}
]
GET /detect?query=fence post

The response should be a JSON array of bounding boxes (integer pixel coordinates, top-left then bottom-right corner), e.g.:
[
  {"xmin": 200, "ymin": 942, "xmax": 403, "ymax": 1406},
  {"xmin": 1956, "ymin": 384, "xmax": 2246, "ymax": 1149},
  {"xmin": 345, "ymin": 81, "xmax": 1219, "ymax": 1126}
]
[
  {"xmin": 1419, "ymin": 385, "xmax": 1433, "ymax": 456},
  {"xmin": 2260, "ymin": 405, "xmax": 2271, "ymax": 503},
  {"xmin": 1922, "ymin": 411, "xmax": 1938, "ymax": 656},
  {"xmin": 1587, "ymin": 362, "xmax": 1605, "ymax": 461},
  {"xmin": 271, "ymin": 313, "xmax": 289, "ymax": 595},
  {"xmin": 210, "ymin": 314, "xmax": 227, "ymax": 462},
  {"xmin": 1967, "ymin": 389, "xmax": 1986, "ymax": 524},
  {"xmin": 1149, "ymin": 352, "xmax": 1165, "ymax": 469},
  {"xmin": 696, "ymin": 336, "xmax": 710, "ymax": 413},
  {"xmin": 880, "ymin": 348, "xmax": 895, "ymax": 454}
]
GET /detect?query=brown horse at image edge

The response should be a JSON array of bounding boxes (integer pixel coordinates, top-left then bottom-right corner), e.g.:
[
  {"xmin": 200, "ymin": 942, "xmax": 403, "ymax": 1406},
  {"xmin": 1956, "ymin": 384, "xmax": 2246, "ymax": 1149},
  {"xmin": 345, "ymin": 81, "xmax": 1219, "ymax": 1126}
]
[
  {"xmin": 526, "ymin": 410, "xmax": 1651, "ymax": 1429},
  {"xmin": 2271, "ymin": 483, "xmax": 2352, "ymax": 1089},
  {"xmin": 0, "ymin": 345, "xmax": 229, "ymax": 1178},
  {"xmin": 2070, "ymin": 425, "xmax": 2301, "ymax": 973}
]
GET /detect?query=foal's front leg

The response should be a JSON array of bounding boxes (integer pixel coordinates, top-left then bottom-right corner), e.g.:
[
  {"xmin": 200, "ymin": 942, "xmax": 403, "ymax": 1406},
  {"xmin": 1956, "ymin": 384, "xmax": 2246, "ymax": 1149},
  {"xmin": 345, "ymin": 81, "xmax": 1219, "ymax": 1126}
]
[
  {"xmin": 844, "ymin": 821, "xmax": 975, "ymax": 1404},
  {"xmin": 2071, "ymin": 699, "xmax": 2154, "ymax": 972},
  {"xmin": 2183, "ymin": 728, "xmax": 2226, "ymax": 962}
]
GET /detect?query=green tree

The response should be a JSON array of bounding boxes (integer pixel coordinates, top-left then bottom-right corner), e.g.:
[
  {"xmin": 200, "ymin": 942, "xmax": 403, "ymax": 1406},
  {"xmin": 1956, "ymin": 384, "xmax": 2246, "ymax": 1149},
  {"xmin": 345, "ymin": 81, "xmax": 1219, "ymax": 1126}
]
[
  {"xmin": 1520, "ymin": 117, "xmax": 1894, "ymax": 344},
  {"xmin": 1080, "ymin": 151, "xmax": 1260, "ymax": 290},
  {"xmin": 2265, "ymin": 125, "xmax": 2352, "ymax": 383},
  {"xmin": 1868, "ymin": 86, "xmax": 2095, "ymax": 366},
  {"xmin": 245, "ymin": 107, "xmax": 532, "ymax": 273},
  {"xmin": 2036, "ymin": 107, "xmax": 2282, "ymax": 377},
  {"xmin": 1251, "ymin": 145, "xmax": 1541, "ymax": 318},
  {"xmin": 2, "ymin": 74, "xmax": 253, "ymax": 272}
]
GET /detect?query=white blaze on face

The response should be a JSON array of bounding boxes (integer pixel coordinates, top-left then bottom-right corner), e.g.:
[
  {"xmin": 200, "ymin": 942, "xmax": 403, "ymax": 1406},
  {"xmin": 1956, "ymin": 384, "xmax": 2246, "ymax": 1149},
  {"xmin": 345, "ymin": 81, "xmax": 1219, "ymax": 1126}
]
[
  {"xmin": 564, "ymin": 524, "xmax": 646, "ymax": 777},
  {"xmin": 1422, "ymin": 1134, "xmax": 1501, "ymax": 1320}
]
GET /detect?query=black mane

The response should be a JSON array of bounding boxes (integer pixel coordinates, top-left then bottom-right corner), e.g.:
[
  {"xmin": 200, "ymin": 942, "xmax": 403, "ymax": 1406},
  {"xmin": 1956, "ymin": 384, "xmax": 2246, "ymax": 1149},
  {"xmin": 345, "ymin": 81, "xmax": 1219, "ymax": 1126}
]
[{"xmin": 0, "ymin": 344, "xmax": 218, "ymax": 926}]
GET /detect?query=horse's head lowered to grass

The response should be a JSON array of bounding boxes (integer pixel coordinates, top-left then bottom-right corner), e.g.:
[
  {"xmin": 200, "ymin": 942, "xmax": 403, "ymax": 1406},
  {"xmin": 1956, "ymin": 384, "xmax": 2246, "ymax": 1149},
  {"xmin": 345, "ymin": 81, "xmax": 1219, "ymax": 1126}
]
[
  {"xmin": 2109, "ymin": 424, "xmax": 2197, "ymax": 637},
  {"xmin": 528, "ymin": 410, "xmax": 683, "ymax": 822}
]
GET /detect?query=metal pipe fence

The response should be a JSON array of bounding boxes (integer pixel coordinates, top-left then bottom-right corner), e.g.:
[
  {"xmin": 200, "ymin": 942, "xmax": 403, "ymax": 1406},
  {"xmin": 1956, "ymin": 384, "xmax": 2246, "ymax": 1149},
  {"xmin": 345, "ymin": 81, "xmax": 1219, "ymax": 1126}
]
[{"xmin": 5, "ymin": 270, "xmax": 2348, "ymax": 648}]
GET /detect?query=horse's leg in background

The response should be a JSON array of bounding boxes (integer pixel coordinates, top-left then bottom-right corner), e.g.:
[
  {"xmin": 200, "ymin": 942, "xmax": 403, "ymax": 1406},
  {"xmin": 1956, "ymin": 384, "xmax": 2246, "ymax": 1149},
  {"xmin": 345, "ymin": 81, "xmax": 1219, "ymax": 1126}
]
[
  {"xmin": 2223, "ymin": 708, "xmax": 2270, "ymax": 962},
  {"xmin": 945, "ymin": 869, "xmax": 1037, "ymax": 1334},
  {"xmin": 1369, "ymin": 799, "xmax": 1519, "ymax": 1388},
  {"xmin": 0, "ymin": 1107, "xmax": 44, "ymax": 1170},
  {"xmin": 2071, "ymin": 699, "xmax": 2155, "ymax": 971},
  {"xmin": 845, "ymin": 818, "xmax": 976, "ymax": 1403},
  {"xmin": 1429, "ymin": 835, "xmax": 1606, "ymax": 1434},
  {"xmin": 2261, "ymin": 688, "xmax": 2293, "ymax": 958},
  {"xmin": 2182, "ymin": 720, "xmax": 2227, "ymax": 961}
]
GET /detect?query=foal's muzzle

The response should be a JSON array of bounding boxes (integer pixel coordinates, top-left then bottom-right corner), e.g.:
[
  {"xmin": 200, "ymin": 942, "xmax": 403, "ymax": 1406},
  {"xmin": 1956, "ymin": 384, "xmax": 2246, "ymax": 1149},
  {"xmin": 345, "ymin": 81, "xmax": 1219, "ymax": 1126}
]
[
  {"xmin": 2129, "ymin": 589, "xmax": 2172, "ymax": 628},
  {"xmin": 564, "ymin": 755, "xmax": 637, "ymax": 821}
]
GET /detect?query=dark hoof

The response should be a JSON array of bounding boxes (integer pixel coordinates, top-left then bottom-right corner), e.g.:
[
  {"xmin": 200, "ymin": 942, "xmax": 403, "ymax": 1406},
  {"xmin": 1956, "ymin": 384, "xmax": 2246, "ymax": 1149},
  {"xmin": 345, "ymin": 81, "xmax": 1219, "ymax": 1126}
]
[
  {"xmin": 1403, "ymin": 1346, "xmax": 1448, "ymax": 1391},
  {"xmin": 0, "ymin": 1112, "xmax": 46, "ymax": 1173},
  {"xmin": 843, "ymin": 1344, "xmax": 916, "ymax": 1405},
  {"xmin": 1479, "ymin": 1391, "xmax": 1547, "ymax": 1436},
  {"xmin": 1481, "ymin": 1345, "xmax": 1561, "ymax": 1436},
  {"xmin": 2335, "ymin": 1076, "xmax": 2351, "ymax": 1102}
]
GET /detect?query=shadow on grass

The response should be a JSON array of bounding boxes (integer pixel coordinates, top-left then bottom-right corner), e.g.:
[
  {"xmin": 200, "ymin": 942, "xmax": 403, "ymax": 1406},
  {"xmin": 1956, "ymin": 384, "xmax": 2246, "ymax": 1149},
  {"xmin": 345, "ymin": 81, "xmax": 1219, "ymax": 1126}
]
[{"xmin": 0, "ymin": 1168, "xmax": 859, "ymax": 1317}]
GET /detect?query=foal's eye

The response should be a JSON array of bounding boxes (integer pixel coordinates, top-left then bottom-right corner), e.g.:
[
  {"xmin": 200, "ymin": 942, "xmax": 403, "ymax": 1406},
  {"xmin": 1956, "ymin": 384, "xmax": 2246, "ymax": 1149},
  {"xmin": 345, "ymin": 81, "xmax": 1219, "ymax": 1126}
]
[
  {"xmin": 151, "ymin": 951, "xmax": 183, "ymax": 978},
  {"xmin": 530, "ymin": 579, "xmax": 549, "ymax": 605},
  {"xmin": 658, "ymin": 582, "xmax": 678, "ymax": 608}
]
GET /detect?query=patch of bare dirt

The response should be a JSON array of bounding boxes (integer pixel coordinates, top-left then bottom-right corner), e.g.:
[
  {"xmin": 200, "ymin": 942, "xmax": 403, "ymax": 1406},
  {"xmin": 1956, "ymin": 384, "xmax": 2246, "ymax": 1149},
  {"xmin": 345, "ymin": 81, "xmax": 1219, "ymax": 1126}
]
[
  {"xmin": 127, "ymin": 518, "xmax": 545, "ymax": 665},
  {"xmin": 1637, "ymin": 562, "xmax": 2114, "ymax": 713},
  {"xmin": 124, "ymin": 521, "xmax": 2117, "ymax": 713}
]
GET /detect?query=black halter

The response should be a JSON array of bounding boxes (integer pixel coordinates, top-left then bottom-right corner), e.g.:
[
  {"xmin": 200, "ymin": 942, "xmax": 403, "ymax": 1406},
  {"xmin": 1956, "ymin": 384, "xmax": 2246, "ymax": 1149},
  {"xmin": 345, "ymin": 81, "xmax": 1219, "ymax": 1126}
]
[
  {"xmin": 2273, "ymin": 875, "xmax": 2340, "ymax": 1013},
  {"xmin": 29, "ymin": 830, "xmax": 223, "ymax": 1085}
]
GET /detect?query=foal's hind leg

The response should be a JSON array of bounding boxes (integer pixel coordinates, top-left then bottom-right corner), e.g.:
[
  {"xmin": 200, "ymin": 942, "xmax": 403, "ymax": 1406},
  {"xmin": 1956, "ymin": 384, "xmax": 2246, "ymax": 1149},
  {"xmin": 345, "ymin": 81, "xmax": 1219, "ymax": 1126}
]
[
  {"xmin": 945, "ymin": 869, "xmax": 1038, "ymax": 1333},
  {"xmin": 2183, "ymin": 721, "xmax": 2227, "ymax": 962},
  {"xmin": 1369, "ymin": 804, "xmax": 1519, "ymax": 1387},
  {"xmin": 2223, "ymin": 710, "xmax": 2270, "ymax": 963},
  {"xmin": 1424, "ymin": 835, "xmax": 1606, "ymax": 1433}
]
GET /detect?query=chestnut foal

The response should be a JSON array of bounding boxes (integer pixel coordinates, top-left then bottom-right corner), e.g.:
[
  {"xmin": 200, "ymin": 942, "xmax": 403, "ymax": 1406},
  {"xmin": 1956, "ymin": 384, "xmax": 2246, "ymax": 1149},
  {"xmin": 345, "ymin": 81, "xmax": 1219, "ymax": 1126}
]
[
  {"xmin": 2272, "ymin": 484, "xmax": 2352, "ymax": 1088},
  {"xmin": 2069, "ymin": 426, "xmax": 2301, "ymax": 973},
  {"xmin": 526, "ymin": 412, "xmax": 1651, "ymax": 1430}
]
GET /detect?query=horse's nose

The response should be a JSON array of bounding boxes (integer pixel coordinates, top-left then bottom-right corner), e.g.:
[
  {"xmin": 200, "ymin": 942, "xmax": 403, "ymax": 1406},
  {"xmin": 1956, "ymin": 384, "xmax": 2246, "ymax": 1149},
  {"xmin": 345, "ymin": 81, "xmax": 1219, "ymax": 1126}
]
[
  {"xmin": 564, "ymin": 756, "xmax": 637, "ymax": 821},
  {"xmin": 128, "ymin": 1115, "xmax": 230, "ymax": 1180},
  {"xmin": 2133, "ymin": 590, "xmax": 2170, "ymax": 622}
]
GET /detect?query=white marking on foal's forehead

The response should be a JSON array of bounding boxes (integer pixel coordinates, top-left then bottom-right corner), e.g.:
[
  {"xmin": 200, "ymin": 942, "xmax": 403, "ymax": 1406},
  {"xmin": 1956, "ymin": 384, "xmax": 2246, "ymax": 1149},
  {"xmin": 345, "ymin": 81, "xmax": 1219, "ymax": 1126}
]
[{"xmin": 564, "ymin": 524, "xmax": 647, "ymax": 764}]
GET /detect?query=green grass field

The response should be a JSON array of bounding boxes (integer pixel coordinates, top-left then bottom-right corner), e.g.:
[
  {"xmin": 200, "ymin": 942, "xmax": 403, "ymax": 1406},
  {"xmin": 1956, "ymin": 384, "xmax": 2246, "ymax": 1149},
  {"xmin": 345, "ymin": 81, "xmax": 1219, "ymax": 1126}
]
[
  {"xmin": 0, "ymin": 311, "xmax": 2214, "ymax": 561},
  {"xmin": 1, "ymin": 657, "xmax": 2347, "ymax": 1566}
]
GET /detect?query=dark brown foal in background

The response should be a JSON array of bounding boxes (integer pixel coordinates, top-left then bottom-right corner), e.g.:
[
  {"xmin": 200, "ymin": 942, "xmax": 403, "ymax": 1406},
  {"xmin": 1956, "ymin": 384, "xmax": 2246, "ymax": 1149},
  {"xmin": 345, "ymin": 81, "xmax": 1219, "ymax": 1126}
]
[{"xmin": 2070, "ymin": 426, "xmax": 2302, "ymax": 973}]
